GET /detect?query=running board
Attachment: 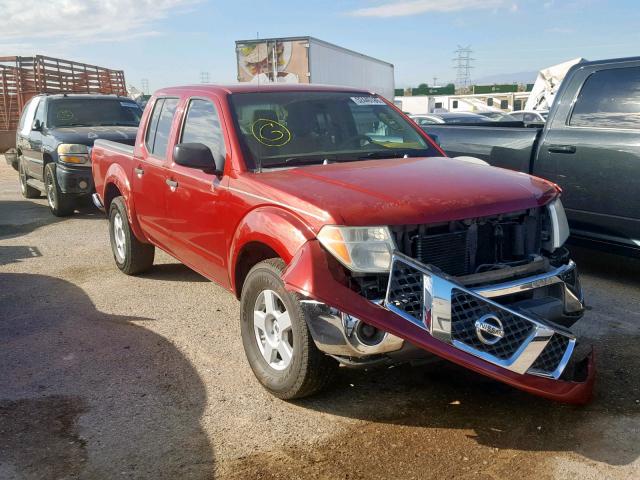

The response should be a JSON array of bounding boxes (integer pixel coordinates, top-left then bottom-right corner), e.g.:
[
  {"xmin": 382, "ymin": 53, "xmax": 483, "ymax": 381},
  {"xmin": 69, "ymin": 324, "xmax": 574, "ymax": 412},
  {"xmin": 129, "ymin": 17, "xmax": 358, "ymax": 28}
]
[{"xmin": 26, "ymin": 178, "xmax": 46, "ymax": 193}]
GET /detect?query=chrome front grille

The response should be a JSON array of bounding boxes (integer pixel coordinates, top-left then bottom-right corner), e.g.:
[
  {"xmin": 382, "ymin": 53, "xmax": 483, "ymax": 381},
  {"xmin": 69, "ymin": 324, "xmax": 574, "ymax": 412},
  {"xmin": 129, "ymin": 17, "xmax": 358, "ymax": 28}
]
[
  {"xmin": 529, "ymin": 333, "xmax": 572, "ymax": 376},
  {"xmin": 386, "ymin": 260, "xmax": 424, "ymax": 325},
  {"xmin": 450, "ymin": 289, "xmax": 535, "ymax": 360},
  {"xmin": 384, "ymin": 253, "xmax": 577, "ymax": 379}
]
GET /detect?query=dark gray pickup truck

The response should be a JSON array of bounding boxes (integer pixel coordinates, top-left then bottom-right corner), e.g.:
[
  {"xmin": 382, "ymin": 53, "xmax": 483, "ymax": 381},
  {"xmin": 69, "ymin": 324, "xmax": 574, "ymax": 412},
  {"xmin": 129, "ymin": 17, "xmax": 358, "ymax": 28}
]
[{"xmin": 422, "ymin": 56, "xmax": 640, "ymax": 257}]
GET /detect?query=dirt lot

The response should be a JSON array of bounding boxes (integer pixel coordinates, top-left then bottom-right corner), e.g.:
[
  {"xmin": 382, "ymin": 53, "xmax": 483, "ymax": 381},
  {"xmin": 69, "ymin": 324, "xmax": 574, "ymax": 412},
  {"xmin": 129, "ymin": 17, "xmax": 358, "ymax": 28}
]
[{"xmin": 0, "ymin": 158, "xmax": 639, "ymax": 480}]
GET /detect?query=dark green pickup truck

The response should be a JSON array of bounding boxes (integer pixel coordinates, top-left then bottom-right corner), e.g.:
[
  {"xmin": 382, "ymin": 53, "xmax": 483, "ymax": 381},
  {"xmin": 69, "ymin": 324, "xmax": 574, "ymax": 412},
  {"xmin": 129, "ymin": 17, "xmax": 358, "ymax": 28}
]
[{"xmin": 422, "ymin": 56, "xmax": 640, "ymax": 257}]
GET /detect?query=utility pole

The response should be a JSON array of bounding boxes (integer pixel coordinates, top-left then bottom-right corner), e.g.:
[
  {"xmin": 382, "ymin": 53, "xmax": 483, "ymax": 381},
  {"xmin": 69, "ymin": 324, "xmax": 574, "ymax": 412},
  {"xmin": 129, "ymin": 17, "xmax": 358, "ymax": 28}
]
[
  {"xmin": 452, "ymin": 45, "xmax": 474, "ymax": 88},
  {"xmin": 200, "ymin": 71, "xmax": 210, "ymax": 84},
  {"xmin": 141, "ymin": 78, "xmax": 149, "ymax": 95}
]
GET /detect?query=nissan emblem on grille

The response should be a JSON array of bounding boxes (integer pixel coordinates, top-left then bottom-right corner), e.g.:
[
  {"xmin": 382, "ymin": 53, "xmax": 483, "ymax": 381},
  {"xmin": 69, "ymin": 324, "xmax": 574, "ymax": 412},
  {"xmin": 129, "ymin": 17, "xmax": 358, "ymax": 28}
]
[{"xmin": 474, "ymin": 314, "xmax": 505, "ymax": 345}]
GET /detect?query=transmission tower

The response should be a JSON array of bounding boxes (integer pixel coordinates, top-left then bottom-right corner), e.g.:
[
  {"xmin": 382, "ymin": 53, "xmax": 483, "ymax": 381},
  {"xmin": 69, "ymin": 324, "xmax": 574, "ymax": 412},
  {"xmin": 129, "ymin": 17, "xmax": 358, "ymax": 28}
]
[
  {"xmin": 452, "ymin": 46, "xmax": 474, "ymax": 88},
  {"xmin": 141, "ymin": 78, "xmax": 149, "ymax": 95},
  {"xmin": 200, "ymin": 71, "xmax": 210, "ymax": 84}
]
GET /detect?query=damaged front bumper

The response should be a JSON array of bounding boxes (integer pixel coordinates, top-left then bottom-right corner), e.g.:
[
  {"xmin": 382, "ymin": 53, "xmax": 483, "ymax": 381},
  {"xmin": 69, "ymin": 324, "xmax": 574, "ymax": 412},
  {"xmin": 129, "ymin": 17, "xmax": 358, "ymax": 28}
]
[{"xmin": 283, "ymin": 240, "xmax": 595, "ymax": 404}]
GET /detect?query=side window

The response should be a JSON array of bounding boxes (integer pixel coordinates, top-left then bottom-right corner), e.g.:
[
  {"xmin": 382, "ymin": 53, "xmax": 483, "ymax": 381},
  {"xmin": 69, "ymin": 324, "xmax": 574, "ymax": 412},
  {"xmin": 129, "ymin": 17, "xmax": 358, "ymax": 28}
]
[
  {"xmin": 34, "ymin": 101, "xmax": 46, "ymax": 127},
  {"xmin": 180, "ymin": 99, "xmax": 226, "ymax": 162},
  {"xmin": 145, "ymin": 98, "xmax": 179, "ymax": 158},
  {"xmin": 570, "ymin": 66, "xmax": 640, "ymax": 129},
  {"xmin": 145, "ymin": 98, "xmax": 164, "ymax": 150},
  {"xmin": 18, "ymin": 99, "xmax": 33, "ymax": 131},
  {"xmin": 523, "ymin": 113, "xmax": 537, "ymax": 123}
]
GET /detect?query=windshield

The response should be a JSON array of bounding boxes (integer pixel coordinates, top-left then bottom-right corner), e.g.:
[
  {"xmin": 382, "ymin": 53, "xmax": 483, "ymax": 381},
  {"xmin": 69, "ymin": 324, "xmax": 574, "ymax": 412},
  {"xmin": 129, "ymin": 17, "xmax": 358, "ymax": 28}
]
[
  {"xmin": 229, "ymin": 91, "xmax": 439, "ymax": 170},
  {"xmin": 47, "ymin": 98, "xmax": 143, "ymax": 128}
]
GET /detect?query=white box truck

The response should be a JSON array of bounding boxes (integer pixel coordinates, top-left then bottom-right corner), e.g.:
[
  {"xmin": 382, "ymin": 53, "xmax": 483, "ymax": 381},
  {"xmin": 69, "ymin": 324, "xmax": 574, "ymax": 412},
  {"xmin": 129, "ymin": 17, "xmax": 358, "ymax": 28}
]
[{"xmin": 235, "ymin": 36, "xmax": 395, "ymax": 101}]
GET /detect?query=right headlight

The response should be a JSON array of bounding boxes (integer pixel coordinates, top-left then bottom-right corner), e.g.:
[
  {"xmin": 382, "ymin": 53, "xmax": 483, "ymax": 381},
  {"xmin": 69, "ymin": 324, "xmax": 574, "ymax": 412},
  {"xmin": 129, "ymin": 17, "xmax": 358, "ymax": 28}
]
[
  {"xmin": 544, "ymin": 198, "xmax": 570, "ymax": 251},
  {"xmin": 317, "ymin": 225, "xmax": 395, "ymax": 273},
  {"xmin": 57, "ymin": 143, "xmax": 90, "ymax": 165}
]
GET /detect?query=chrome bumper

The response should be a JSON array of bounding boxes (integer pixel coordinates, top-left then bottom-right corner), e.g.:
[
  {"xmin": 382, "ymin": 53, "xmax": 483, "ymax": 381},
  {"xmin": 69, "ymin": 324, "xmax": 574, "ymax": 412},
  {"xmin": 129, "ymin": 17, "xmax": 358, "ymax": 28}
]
[{"xmin": 385, "ymin": 253, "xmax": 583, "ymax": 380}]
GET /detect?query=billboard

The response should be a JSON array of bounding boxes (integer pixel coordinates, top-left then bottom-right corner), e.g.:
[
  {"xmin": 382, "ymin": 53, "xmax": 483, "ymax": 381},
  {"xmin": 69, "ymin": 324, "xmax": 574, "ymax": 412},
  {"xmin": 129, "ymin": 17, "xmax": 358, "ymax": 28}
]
[{"xmin": 236, "ymin": 40, "xmax": 309, "ymax": 84}]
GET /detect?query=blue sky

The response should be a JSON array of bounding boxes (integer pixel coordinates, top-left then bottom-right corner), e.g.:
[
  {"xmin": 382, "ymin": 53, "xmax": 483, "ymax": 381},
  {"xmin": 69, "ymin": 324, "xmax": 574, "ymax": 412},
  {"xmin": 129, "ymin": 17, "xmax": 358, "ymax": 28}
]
[{"xmin": 2, "ymin": 0, "xmax": 639, "ymax": 92}]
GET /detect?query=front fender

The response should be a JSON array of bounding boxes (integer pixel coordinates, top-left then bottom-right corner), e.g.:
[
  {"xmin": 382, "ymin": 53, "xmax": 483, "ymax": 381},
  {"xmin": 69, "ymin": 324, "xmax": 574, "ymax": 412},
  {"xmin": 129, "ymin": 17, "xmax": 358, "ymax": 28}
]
[
  {"xmin": 103, "ymin": 163, "xmax": 146, "ymax": 242},
  {"xmin": 229, "ymin": 206, "xmax": 316, "ymax": 293}
]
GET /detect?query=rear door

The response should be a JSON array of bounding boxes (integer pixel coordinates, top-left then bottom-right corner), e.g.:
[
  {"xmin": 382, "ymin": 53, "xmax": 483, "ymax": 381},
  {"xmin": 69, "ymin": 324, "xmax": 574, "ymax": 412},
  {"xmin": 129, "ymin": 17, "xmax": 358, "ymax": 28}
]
[
  {"xmin": 164, "ymin": 96, "xmax": 231, "ymax": 285},
  {"xmin": 535, "ymin": 61, "xmax": 640, "ymax": 248},
  {"xmin": 131, "ymin": 96, "xmax": 180, "ymax": 246}
]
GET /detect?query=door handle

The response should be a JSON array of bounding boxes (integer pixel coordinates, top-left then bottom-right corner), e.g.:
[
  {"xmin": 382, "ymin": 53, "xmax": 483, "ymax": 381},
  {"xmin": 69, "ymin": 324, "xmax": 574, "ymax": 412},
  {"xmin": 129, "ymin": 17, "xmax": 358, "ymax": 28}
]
[
  {"xmin": 134, "ymin": 167, "xmax": 144, "ymax": 177},
  {"xmin": 548, "ymin": 145, "xmax": 576, "ymax": 154},
  {"xmin": 165, "ymin": 178, "xmax": 178, "ymax": 190}
]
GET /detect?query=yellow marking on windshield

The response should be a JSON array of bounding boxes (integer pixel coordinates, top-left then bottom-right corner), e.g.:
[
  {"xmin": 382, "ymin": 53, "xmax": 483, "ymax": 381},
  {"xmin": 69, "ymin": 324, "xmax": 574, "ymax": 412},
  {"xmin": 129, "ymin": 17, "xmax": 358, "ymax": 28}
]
[{"xmin": 251, "ymin": 118, "xmax": 292, "ymax": 147}]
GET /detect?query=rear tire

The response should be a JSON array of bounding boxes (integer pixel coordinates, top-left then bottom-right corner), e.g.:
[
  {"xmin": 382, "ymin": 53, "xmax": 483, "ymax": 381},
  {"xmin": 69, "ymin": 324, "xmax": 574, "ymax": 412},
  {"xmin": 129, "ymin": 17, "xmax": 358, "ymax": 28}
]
[
  {"xmin": 19, "ymin": 156, "xmax": 40, "ymax": 199},
  {"xmin": 109, "ymin": 196, "xmax": 155, "ymax": 275},
  {"xmin": 44, "ymin": 163, "xmax": 74, "ymax": 216},
  {"xmin": 240, "ymin": 258, "xmax": 337, "ymax": 399}
]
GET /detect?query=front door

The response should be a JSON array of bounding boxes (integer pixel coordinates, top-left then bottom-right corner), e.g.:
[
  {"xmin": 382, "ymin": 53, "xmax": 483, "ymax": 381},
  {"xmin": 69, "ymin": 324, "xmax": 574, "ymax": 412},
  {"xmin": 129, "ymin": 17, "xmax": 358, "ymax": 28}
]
[
  {"xmin": 164, "ymin": 97, "xmax": 230, "ymax": 286},
  {"xmin": 25, "ymin": 99, "xmax": 46, "ymax": 180},
  {"xmin": 131, "ymin": 97, "xmax": 180, "ymax": 247},
  {"xmin": 535, "ymin": 63, "xmax": 640, "ymax": 248}
]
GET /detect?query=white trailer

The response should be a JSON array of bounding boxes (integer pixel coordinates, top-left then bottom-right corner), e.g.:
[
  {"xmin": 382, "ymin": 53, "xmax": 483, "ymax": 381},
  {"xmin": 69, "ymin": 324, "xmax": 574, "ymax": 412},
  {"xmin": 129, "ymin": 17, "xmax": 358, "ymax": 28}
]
[{"xmin": 235, "ymin": 36, "xmax": 395, "ymax": 101}]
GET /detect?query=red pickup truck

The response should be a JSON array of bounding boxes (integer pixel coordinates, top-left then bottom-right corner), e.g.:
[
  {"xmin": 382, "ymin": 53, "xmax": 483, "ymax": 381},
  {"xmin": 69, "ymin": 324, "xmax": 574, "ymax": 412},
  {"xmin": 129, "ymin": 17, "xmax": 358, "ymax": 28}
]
[{"xmin": 91, "ymin": 84, "xmax": 594, "ymax": 403}]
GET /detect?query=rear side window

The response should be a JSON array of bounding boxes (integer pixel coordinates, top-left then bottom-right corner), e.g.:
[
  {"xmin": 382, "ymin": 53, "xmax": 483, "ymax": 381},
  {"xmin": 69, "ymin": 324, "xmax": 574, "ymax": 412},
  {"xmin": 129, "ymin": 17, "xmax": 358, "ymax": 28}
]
[
  {"xmin": 145, "ymin": 98, "xmax": 179, "ymax": 158},
  {"xmin": 180, "ymin": 99, "xmax": 226, "ymax": 162},
  {"xmin": 570, "ymin": 66, "xmax": 640, "ymax": 129}
]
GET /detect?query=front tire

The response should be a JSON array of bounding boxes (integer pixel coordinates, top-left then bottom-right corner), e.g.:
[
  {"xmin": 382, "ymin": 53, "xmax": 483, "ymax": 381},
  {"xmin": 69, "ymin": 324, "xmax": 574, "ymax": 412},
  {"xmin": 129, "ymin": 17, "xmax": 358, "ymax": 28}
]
[
  {"xmin": 108, "ymin": 196, "xmax": 155, "ymax": 275},
  {"xmin": 240, "ymin": 258, "xmax": 337, "ymax": 399},
  {"xmin": 19, "ymin": 156, "xmax": 41, "ymax": 199},
  {"xmin": 44, "ymin": 163, "xmax": 74, "ymax": 216}
]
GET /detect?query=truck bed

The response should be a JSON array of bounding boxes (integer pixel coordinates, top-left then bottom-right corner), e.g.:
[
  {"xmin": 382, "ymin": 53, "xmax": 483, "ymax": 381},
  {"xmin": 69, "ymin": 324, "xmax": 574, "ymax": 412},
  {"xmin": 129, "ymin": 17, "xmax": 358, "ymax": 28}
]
[
  {"xmin": 91, "ymin": 139, "xmax": 135, "ymax": 203},
  {"xmin": 422, "ymin": 124, "xmax": 542, "ymax": 173}
]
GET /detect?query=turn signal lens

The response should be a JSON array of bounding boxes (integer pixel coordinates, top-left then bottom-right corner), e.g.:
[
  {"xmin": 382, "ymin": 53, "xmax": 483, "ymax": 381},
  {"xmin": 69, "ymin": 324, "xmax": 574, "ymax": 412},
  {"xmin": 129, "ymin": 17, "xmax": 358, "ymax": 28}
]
[{"xmin": 317, "ymin": 226, "xmax": 395, "ymax": 273}]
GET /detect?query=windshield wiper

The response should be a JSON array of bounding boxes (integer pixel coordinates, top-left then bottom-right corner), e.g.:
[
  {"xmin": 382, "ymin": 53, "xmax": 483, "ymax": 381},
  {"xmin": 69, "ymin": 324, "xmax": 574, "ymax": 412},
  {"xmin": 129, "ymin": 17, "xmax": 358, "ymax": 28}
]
[
  {"xmin": 356, "ymin": 149, "xmax": 432, "ymax": 160},
  {"xmin": 261, "ymin": 156, "xmax": 331, "ymax": 169}
]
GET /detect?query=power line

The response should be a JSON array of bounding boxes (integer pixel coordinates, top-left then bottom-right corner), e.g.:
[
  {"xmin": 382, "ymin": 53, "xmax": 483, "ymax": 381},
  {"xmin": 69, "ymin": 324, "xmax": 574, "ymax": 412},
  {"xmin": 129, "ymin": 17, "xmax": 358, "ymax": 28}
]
[{"xmin": 452, "ymin": 45, "xmax": 474, "ymax": 88}]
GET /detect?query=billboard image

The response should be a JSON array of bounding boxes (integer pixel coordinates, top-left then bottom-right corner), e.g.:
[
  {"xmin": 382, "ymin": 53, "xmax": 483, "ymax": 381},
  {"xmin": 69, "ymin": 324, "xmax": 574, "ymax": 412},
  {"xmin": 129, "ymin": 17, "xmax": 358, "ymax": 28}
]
[{"xmin": 237, "ymin": 40, "xmax": 309, "ymax": 84}]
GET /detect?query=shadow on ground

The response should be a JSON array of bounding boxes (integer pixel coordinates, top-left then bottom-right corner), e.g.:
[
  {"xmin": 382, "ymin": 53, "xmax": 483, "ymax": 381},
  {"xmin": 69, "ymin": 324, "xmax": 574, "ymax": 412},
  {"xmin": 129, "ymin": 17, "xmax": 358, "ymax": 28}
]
[
  {"xmin": 0, "ymin": 200, "xmax": 101, "ymax": 241},
  {"xmin": 0, "ymin": 273, "xmax": 215, "ymax": 480}
]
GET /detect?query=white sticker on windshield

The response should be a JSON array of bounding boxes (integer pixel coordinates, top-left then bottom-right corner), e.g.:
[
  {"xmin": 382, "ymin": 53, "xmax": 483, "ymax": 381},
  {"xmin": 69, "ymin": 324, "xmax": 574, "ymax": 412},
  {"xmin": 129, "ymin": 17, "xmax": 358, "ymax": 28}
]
[
  {"xmin": 120, "ymin": 101, "xmax": 139, "ymax": 108},
  {"xmin": 350, "ymin": 96, "xmax": 386, "ymax": 106}
]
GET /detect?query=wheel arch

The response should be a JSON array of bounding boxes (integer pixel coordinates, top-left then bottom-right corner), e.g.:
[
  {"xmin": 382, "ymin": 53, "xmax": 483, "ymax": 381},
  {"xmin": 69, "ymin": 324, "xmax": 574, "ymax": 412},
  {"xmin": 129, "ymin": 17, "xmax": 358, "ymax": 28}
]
[{"xmin": 230, "ymin": 206, "xmax": 316, "ymax": 299}]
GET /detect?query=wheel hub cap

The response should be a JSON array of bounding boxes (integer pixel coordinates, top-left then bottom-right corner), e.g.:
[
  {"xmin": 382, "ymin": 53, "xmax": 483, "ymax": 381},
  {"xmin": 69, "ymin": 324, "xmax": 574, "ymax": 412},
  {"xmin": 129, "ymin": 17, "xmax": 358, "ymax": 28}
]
[
  {"xmin": 112, "ymin": 212, "xmax": 126, "ymax": 262},
  {"xmin": 253, "ymin": 290, "xmax": 293, "ymax": 370}
]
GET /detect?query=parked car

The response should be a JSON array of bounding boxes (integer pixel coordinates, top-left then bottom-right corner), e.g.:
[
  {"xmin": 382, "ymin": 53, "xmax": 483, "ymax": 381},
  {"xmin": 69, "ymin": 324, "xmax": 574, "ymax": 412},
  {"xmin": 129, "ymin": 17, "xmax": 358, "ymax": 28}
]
[
  {"xmin": 421, "ymin": 56, "xmax": 640, "ymax": 257},
  {"xmin": 92, "ymin": 84, "xmax": 593, "ymax": 404},
  {"xmin": 411, "ymin": 112, "xmax": 493, "ymax": 126},
  {"xmin": 476, "ymin": 111, "xmax": 518, "ymax": 121},
  {"xmin": 16, "ymin": 94, "xmax": 142, "ymax": 216},
  {"xmin": 506, "ymin": 110, "xmax": 549, "ymax": 123}
]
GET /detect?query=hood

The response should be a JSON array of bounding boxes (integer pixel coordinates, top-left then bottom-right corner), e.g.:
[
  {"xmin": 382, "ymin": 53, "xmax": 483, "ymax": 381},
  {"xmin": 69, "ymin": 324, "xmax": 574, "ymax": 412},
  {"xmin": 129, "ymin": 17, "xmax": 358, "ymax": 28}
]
[
  {"xmin": 246, "ymin": 157, "xmax": 558, "ymax": 226},
  {"xmin": 48, "ymin": 126, "xmax": 138, "ymax": 147}
]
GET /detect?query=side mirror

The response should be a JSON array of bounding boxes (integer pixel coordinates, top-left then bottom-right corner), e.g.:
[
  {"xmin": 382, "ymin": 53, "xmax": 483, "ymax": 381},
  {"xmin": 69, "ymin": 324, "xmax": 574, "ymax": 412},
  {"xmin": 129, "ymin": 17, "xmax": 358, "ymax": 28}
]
[
  {"xmin": 32, "ymin": 119, "xmax": 42, "ymax": 131},
  {"xmin": 428, "ymin": 134, "xmax": 440, "ymax": 146},
  {"xmin": 173, "ymin": 142, "xmax": 223, "ymax": 173}
]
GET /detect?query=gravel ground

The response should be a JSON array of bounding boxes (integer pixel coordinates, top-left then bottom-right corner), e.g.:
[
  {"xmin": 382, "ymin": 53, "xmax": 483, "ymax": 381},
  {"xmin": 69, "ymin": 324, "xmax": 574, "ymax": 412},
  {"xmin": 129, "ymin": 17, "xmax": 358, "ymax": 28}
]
[{"xmin": 0, "ymin": 157, "xmax": 639, "ymax": 479}]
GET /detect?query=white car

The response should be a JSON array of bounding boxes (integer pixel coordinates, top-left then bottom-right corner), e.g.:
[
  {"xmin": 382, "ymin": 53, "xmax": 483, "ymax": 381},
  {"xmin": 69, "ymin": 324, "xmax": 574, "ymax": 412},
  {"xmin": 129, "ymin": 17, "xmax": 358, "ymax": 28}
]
[{"xmin": 506, "ymin": 110, "xmax": 549, "ymax": 123}]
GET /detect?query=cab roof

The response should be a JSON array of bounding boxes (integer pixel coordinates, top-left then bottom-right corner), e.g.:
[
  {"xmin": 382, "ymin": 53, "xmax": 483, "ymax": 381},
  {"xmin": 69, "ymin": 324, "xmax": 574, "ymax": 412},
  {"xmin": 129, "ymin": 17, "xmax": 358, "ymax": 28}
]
[{"xmin": 155, "ymin": 83, "xmax": 374, "ymax": 96}]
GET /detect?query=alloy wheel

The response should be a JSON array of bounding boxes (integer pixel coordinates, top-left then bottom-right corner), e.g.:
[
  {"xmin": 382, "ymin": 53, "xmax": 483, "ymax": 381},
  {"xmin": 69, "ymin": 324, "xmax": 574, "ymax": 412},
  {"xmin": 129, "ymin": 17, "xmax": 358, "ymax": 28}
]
[{"xmin": 253, "ymin": 289, "xmax": 294, "ymax": 370}]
